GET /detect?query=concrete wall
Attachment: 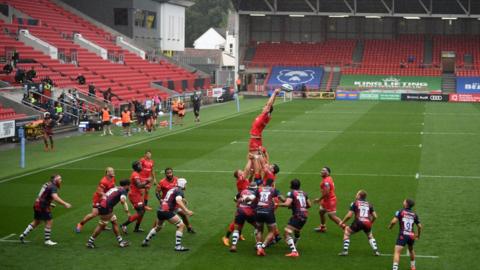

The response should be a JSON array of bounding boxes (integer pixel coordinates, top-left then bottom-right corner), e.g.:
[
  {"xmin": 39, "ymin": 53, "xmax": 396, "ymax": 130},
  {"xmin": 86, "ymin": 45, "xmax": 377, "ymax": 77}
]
[
  {"xmin": 194, "ymin": 28, "xmax": 226, "ymax": 50},
  {"xmin": 60, "ymin": 0, "xmax": 133, "ymax": 37},
  {"xmin": 132, "ymin": 0, "xmax": 161, "ymax": 50}
]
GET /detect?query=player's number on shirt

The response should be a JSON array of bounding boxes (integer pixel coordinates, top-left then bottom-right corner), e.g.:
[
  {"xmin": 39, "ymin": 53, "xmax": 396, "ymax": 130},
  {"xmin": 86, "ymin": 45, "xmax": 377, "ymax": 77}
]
[
  {"xmin": 359, "ymin": 205, "xmax": 370, "ymax": 218},
  {"xmin": 403, "ymin": 217, "xmax": 414, "ymax": 232},
  {"xmin": 163, "ymin": 189, "xmax": 175, "ymax": 203},
  {"xmin": 37, "ymin": 183, "xmax": 48, "ymax": 198},
  {"xmin": 297, "ymin": 194, "xmax": 307, "ymax": 208},
  {"xmin": 260, "ymin": 191, "xmax": 270, "ymax": 203}
]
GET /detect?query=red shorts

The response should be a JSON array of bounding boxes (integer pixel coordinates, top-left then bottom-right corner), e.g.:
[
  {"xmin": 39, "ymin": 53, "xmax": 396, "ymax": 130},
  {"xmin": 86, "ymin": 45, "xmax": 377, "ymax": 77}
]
[
  {"xmin": 249, "ymin": 137, "xmax": 262, "ymax": 152},
  {"xmin": 128, "ymin": 193, "xmax": 144, "ymax": 209},
  {"xmin": 92, "ymin": 194, "xmax": 102, "ymax": 208},
  {"xmin": 321, "ymin": 198, "xmax": 337, "ymax": 212}
]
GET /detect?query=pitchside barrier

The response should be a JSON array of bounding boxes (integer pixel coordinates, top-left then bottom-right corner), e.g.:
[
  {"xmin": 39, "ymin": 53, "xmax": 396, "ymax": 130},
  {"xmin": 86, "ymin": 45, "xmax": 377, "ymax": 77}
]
[{"xmin": 339, "ymin": 75, "xmax": 442, "ymax": 92}]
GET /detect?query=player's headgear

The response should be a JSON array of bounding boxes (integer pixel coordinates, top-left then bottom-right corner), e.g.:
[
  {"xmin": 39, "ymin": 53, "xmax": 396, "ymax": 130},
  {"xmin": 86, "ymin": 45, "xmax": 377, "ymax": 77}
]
[
  {"xmin": 405, "ymin": 198, "xmax": 415, "ymax": 209},
  {"xmin": 281, "ymin": 83, "xmax": 294, "ymax": 92},
  {"xmin": 290, "ymin": 179, "xmax": 301, "ymax": 190},
  {"xmin": 177, "ymin": 178, "xmax": 187, "ymax": 188},
  {"xmin": 272, "ymin": 164, "xmax": 280, "ymax": 174},
  {"xmin": 120, "ymin": 179, "xmax": 130, "ymax": 187},
  {"xmin": 132, "ymin": 161, "xmax": 142, "ymax": 172}
]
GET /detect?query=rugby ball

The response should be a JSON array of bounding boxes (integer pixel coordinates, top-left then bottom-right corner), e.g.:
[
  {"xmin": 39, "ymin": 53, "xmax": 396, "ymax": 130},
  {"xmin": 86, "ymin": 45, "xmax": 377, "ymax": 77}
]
[{"xmin": 281, "ymin": 83, "xmax": 294, "ymax": 92}]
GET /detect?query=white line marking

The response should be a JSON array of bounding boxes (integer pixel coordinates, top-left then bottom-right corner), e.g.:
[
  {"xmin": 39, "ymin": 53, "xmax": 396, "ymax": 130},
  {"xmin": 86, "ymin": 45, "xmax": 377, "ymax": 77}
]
[
  {"xmin": 230, "ymin": 141, "xmax": 247, "ymax": 145},
  {"xmin": 306, "ymin": 111, "xmax": 479, "ymax": 116},
  {"xmin": 230, "ymin": 141, "xmax": 237, "ymax": 144},
  {"xmin": 0, "ymin": 234, "xmax": 15, "ymax": 240},
  {"xmin": 54, "ymin": 167, "xmax": 480, "ymax": 180},
  {"xmin": 379, "ymin": 254, "xmax": 439, "ymax": 259},
  {"xmin": 0, "ymin": 105, "xmax": 265, "ymax": 184},
  {"xmin": 419, "ymin": 144, "xmax": 422, "ymax": 148},
  {"xmin": 415, "ymin": 173, "xmax": 420, "ymax": 180},
  {"xmin": 266, "ymin": 129, "xmax": 476, "ymax": 136}
]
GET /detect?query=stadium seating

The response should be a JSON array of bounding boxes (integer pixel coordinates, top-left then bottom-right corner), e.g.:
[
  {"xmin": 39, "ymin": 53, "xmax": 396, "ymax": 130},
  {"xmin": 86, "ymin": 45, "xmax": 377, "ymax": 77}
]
[
  {"xmin": 0, "ymin": 103, "xmax": 27, "ymax": 120},
  {"xmin": 249, "ymin": 40, "xmax": 356, "ymax": 67},
  {"xmin": 1, "ymin": 0, "xmax": 203, "ymax": 103},
  {"xmin": 432, "ymin": 35, "xmax": 480, "ymax": 67}
]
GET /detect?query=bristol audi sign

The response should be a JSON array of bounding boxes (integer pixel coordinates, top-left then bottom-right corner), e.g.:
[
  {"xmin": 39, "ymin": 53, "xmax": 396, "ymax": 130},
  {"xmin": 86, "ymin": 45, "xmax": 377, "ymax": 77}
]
[{"xmin": 401, "ymin": 93, "xmax": 449, "ymax": 102}]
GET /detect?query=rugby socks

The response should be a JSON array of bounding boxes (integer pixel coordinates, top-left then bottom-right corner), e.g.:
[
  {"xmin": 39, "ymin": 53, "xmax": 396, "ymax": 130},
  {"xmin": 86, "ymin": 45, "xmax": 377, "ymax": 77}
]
[
  {"xmin": 122, "ymin": 213, "xmax": 139, "ymax": 226},
  {"xmin": 286, "ymin": 236, "xmax": 297, "ymax": 252},
  {"xmin": 392, "ymin": 263, "xmax": 399, "ymax": 270},
  {"xmin": 175, "ymin": 231, "xmax": 183, "ymax": 248},
  {"xmin": 134, "ymin": 215, "xmax": 144, "ymax": 231},
  {"xmin": 144, "ymin": 228, "xmax": 157, "ymax": 244},
  {"xmin": 411, "ymin": 260, "xmax": 416, "ymax": 268},
  {"xmin": 44, "ymin": 228, "xmax": 51, "ymax": 241},
  {"xmin": 116, "ymin": 235, "xmax": 123, "ymax": 243},
  {"xmin": 256, "ymin": 242, "xmax": 263, "ymax": 250},
  {"xmin": 231, "ymin": 230, "xmax": 239, "ymax": 246},
  {"xmin": 21, "ymin": 223, "xmax": 34, "ymax": 237},
  {"xmin": 369, "ymin": 238, "xmax": 378, "ymax": 252},
  {"xmin": 225, "ymin": 222, "xmax": 235, "ymax": 237},
  {"xmin": 343, "ymin": 239, "xmax": 350, "ymax": 252},
  {"xmin": 88, "ymin": 236, "xmax": 95, "ymax": 244}
]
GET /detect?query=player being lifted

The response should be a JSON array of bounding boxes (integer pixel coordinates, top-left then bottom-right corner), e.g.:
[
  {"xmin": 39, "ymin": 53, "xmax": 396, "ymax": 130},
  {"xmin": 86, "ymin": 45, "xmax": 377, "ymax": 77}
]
[
  {"xmin": 156, "ymin": 167, "xmax": 196, "ymax": 233},
  {"xmin": 279, "ymin": 178, "xmax": 311, "ymax": 258},
  {"xmin": 142, "ymin": 178, "xmax": 193, "ymax": 251},
  {"xmin": 76, "ymin": 167, "xmax": 116, "ymax": 233},
  {"xmin": 139, "ymin": 150, "xmax": 156, "ymax": 211},
  {"xmin": 229, "ymin": 181, "xmax": 258, "ymax": 252},
  {"xmin": 121, "ymin": 161, "xmax": 147, "ymax": 233},
  {"xmin": 86, "ymin": 180, "xmax": 131, "ymax": 248},
  {"xmin": 389, "ymin": 199, "xmax": 423, "ymax": 270},
  {"xmin": 338, "ymin": 190, "xmax": 380, "ymax": 256},
  {"xmin": 20, "ymin": 174, "xmax": 72, "ymax": 246},
  {"xmin": 314, "ymin": 167, "xmax": 344, "ymax": 232}
]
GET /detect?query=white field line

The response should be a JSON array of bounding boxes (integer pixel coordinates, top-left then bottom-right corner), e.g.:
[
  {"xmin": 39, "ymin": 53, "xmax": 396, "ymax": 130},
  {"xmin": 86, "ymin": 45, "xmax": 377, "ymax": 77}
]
[
  {"xmin": 305, "ymin": 111, "xmax": 479, "ymax": 117},
  {"xmin": 52, "ymin": 168, "xmax": 480, "ymax": 180},
  {"xmin": 0, "ymin": 233, "xmax": 15, "ymax": 240},
  {"xmin": 266, "ymin": 129, "xmax": 477, "ymax": 136},
  {"xmin": 0, "ymin": 105, "xmax": 264, "ymax": 185},
  {"xmin": 379, "ymin": 254, "xmax": 439, "ymax": 259}
]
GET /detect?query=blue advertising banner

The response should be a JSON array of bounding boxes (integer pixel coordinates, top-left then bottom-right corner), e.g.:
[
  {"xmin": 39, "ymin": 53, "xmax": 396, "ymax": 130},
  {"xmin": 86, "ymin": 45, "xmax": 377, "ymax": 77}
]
[
  {"xmin": 336, "ymin": 90, "xmax": 359, "ymax": 100},
  {"xmin": 267, "ymin": 66, "xmax": 323, "ymax": 89},
  {"xmin": 456, "ymin": 77, "xmax": 480, "ymax": 93}
]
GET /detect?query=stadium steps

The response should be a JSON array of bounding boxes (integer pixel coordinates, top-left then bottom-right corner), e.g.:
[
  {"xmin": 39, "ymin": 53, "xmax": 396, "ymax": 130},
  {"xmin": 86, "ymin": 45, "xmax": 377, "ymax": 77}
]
[
  {"xmin": 319, "ymin": 67, "xmax": 331, "ymax": 91},
  {"xmin": 243, "ymin": 46, "xmax": 256, "ymax": 62},
  {"xmin": 441, "ymin": 73, "xmax": 456, "ymax": 93},
  {"xmin": 330, "ymin": 67, "xmax": 342, "ymax": 91},
  {"xmin": 464, "ymin": 53, "xmax": 473, "ymax": 67},
  {"xmin": 352, "ymin": 40, "xmax": 364, "ymax": 63},
  {"xmin": 424, "ymin": 35, "xmax": 433, "ymax": 64}
]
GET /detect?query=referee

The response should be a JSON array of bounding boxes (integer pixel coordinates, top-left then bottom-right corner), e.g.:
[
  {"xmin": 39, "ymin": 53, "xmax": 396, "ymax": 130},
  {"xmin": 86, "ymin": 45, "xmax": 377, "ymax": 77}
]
[{"xmin": 191, "ymin": 92, "xmax": 201, "ymax": 122}]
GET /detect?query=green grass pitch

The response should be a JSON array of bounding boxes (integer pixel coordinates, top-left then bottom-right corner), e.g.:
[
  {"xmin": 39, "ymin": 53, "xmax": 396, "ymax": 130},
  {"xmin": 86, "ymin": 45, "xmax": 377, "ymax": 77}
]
[{"xmin": 0, "ymin": 99, "xmax": 479, "ymax": 270}]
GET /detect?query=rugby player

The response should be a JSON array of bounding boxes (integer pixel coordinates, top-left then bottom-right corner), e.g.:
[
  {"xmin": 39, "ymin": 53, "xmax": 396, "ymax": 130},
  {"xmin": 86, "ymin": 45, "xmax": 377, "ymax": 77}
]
[
  {"xmin": 20, "ymin": 175, "xmax": 72, "ymax": 246},
  {"xmin": 156, "ymin": 167, "xmax": 195, "ymax": 233},
  {"xmin": 389, "ymin": 199, "xmax": 423, "ymax": 270},
  {"xmin": 254, "ymin": 179, "xmax": 280, "ymax": 256},
  {"xmin": 223, "ymin": 169, "xmax": 250, "ymax": 246},
  {"xmin": 229, "ymin": 181, "xmax": 258, "ymax": 252},
  {"xmin": 142, "ymin": 178, "xmax": 193, "ymax": 251},
  {"xmin": 139, "ymin": 150, "xmax": 156, "ymax": 210},
  {"xmin": 76, "ymin": 167, "xmax": 116, "ymax": 233},
  {"xmin": 86, "ymin": 180, "xmax": 130, "ymax": 248},
  {"xmin": 314, "ymin": 167, "xmax": 344, "ymax": 232},
  {"xmin": 279, "ymin": 179, "xmax": 311, "ymax": 257},
  {"xmin": 121, "ymin": 161, "xmax": 147, "ymax": 233},
  {"xmin": 338, "ymin": 190, "xmax": 380, "ymax": 256}
]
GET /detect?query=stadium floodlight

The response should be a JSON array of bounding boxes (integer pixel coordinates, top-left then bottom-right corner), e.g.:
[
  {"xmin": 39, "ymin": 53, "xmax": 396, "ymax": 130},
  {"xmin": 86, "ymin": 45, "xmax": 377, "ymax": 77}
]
[
  {"xmin": 441, "ymin": 17, "xmax": 457, "ymax": 20},
  {"xmin": 365, "ymin": 16, "xmax": 381, "ymax": 19},
  {"xmin": 329, "ymin": 15, "xmax": 349, "ymax": 18},
  {"xmin": 404, "ymin": 17, "xmax": 420, "ymax": 20},
  {"xmin": 250, "ymin": 13, "xmax": 266, "ymax": 17},
  {"xmin": 289, "ymin": 14, "xmax": 305, "ymax": 17}
]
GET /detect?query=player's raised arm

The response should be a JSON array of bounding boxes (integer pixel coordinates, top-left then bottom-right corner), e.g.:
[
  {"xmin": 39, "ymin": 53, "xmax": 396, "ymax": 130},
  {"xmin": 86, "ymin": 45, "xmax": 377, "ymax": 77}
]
[
  {"xmin": 262, "ymin": 88, "xmax": 281, "ymax": 113},
  {"xmin": 52, "ymin": 193, "xmax": 71, "ymax": 208}
]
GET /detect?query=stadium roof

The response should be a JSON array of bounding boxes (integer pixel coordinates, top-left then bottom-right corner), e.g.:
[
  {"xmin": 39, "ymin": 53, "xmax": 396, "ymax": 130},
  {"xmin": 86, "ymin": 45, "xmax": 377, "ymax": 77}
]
[
  {"xmin": 153, "ymin": 0, "xmax": 194, "ymax": 7},
  {"xmin": 231, "ymin": 0, "xmax": 480, "ymax": 18}
]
